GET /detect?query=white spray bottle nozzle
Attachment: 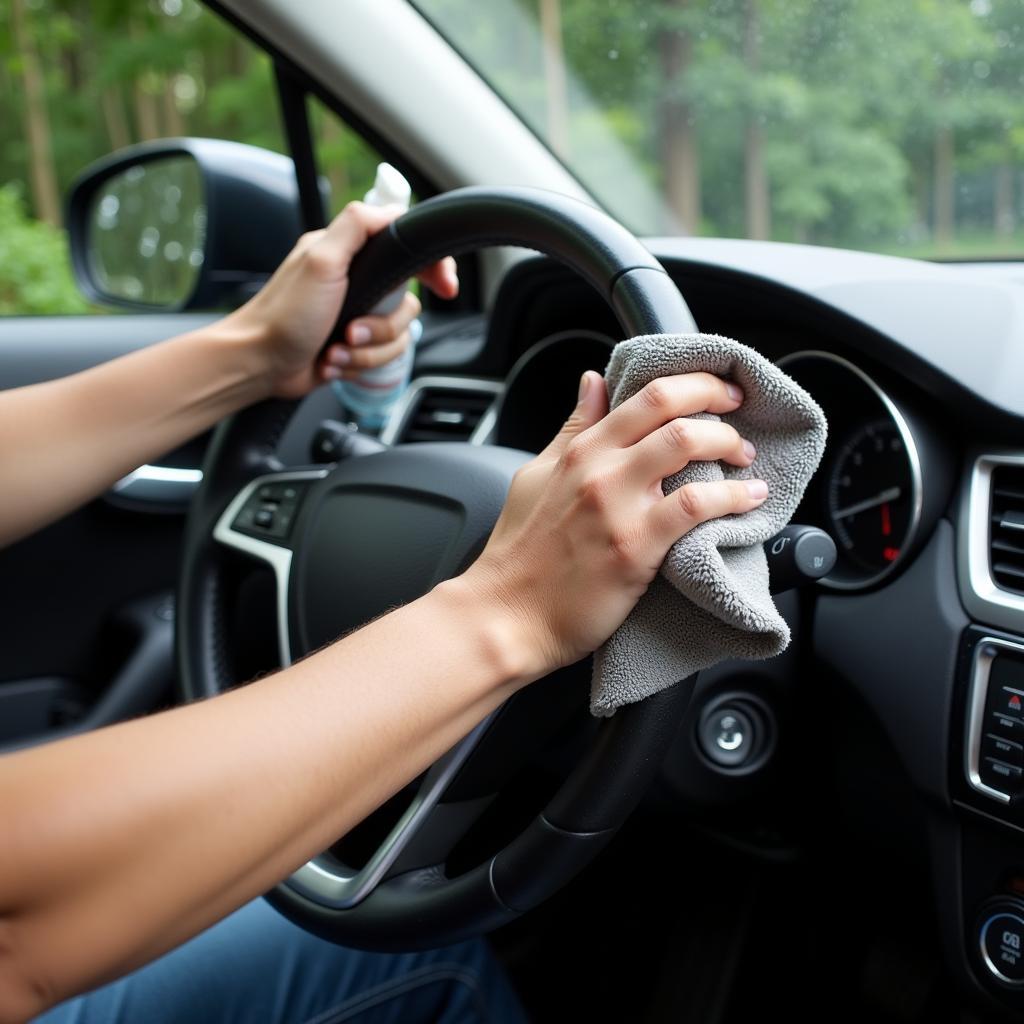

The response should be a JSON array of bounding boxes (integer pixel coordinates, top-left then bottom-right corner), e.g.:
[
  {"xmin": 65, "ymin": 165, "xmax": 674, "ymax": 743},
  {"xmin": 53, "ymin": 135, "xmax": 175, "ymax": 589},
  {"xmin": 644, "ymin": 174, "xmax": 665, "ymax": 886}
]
[{"xmin": 365, "ymin": 162, "xmax": 411, "ymax": 211}]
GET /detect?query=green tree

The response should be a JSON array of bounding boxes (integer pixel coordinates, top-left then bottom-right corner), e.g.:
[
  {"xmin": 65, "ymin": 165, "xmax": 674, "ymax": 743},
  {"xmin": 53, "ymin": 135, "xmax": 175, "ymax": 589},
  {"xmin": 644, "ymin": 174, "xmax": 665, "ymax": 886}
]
[{"xmin": 0, "ymin": 185, "xmax": 88, "ymax": 313}]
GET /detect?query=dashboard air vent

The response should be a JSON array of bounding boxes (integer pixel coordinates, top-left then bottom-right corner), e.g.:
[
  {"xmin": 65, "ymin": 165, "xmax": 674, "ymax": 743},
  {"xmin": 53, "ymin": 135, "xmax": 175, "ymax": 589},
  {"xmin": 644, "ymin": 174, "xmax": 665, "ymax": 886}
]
[
  {"xmin": 990, "ymin": 464, "xmax": 1024, "ymax": 595},
  {"xmin": 399, "ymin": 384, "xmax": 498, "ymax": 444}
]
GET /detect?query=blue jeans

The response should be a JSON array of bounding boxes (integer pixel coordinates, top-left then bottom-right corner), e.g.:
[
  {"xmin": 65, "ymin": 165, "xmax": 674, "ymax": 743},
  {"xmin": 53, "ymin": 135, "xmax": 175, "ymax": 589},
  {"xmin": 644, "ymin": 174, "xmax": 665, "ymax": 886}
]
[{"xmin": 34, "ymin": 898, "xmax": 529, "ymax": 1023}]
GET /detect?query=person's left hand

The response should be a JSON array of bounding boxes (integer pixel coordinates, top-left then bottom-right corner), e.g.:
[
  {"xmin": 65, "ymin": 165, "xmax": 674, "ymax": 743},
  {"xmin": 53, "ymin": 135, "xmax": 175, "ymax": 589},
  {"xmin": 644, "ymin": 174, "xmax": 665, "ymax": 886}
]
[{"xmin": 225, "ymin": 201, "xmax": 459, "ymax": 400}]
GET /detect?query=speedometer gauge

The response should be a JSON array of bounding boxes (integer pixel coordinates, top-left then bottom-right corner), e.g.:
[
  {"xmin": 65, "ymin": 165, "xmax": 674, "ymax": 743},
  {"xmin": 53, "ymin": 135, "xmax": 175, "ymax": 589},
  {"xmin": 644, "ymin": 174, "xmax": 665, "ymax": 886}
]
[
  {"xmin": 778, "ymin": 350, "xmax": 925, "ymax": 590},
  {"xmin": 827, "ymin": 420, "xmax": 913, "ymax": 574}
]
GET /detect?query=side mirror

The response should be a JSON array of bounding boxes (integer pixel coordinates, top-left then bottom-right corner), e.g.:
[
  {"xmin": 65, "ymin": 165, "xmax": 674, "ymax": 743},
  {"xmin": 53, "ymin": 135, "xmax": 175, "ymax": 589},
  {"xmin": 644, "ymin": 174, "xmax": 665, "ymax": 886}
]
[{"xmin": 67, "ymin": 138, "xmax": 305, "ymax": 310}]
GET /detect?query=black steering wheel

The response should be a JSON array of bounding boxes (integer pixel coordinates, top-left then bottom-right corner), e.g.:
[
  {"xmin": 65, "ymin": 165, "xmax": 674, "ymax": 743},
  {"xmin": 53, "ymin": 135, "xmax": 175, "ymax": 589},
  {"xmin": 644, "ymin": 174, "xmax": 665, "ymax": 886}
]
[{"xmin": 177, "ymin": 187, "xmax": 700, "ymax": 951}]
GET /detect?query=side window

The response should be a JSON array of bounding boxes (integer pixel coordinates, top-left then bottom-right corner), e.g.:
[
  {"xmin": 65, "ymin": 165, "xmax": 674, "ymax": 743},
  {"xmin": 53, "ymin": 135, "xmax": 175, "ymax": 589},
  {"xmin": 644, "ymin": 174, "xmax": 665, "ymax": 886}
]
[
  {"xmin": 308, "ymin": 97, "xmax": 392, "ymax": 219},
  {"xmin": 0, "ymin": 0, "xmax": 286, "ymax": 315},
  {"xmin": 308, "ymin": 99, "xmax": 422, "ymax": 303}
]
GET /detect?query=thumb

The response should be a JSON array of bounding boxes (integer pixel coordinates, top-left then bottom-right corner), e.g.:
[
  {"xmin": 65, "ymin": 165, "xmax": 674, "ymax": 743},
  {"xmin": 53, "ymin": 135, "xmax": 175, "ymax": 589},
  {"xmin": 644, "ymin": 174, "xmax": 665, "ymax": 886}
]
[{"xmin": 541, "ymin": 370, "xmax": 608, "ymax": 460}]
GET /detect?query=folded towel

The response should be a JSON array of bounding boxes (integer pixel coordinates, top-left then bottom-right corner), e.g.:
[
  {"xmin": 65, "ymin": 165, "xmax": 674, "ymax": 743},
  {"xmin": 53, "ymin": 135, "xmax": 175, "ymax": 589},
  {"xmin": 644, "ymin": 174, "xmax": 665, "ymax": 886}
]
[{"xmin": 590, "ymin": 333, "xmax": 827, "ymax": 717}]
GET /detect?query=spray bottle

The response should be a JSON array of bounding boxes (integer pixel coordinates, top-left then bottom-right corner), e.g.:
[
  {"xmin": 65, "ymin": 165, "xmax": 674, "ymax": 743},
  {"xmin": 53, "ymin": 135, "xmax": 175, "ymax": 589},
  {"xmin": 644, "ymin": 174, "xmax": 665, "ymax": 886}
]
[{"xmin": 331, "ymin": 162, "xmax": 421, "ymax": 433}]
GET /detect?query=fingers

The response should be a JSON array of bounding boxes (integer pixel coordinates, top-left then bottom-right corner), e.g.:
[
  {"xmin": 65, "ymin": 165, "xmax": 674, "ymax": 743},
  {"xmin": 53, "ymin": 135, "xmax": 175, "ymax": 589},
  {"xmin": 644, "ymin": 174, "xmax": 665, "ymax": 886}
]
[
  {"xmin": 595, "ymin": 373, "xmax": 744, "ymax": 449},
  {"xmin": 539, "ymin": 371, "xmax": 609, "ymax": 461},
  {"xmin": 647, "ymin": 478, "xmax": 768, "ymax": 550},
  {"xmin": 320, "ymin": 292, "xmax": 420, "ymax": 377},
  {"xmin": 295, "ymin": 202, "xmax": 403, "ymax": 285},
  {"xmin": 321, "ymin": 333, "xmax": 409, "ymax": 378},
  {"xmin": 323, "ymin": 200, "xmax": 402, "ymax": 256},
  {"xmin": 626, "ymin": 418, "xmax": 755, "ymax": 487},
  {"xmin": 346, "ymin": 292, "xmax": 421, "ymax": 348},
  {"xmin": 417, "ymin": 256, "xmax": 459, "ymax": 300},
  {"xmin": 318, "ymin": 204, "xmax": 459, "ymax": 298}
]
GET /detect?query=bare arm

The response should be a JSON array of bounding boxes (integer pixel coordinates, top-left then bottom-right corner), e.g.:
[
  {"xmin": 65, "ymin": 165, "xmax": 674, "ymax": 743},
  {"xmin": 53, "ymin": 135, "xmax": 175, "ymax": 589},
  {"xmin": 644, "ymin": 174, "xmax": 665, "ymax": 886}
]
[
  {"xmin": 0, "ymin": 202, "xmax": 458, "ymax": 548},
  {"xmin": 0, "ymin": 576, "xmax": 525, "ymax": 1021},
  {"xmin": 0, "ymin": 205, "xmax": 766, "ymax": 1021}
]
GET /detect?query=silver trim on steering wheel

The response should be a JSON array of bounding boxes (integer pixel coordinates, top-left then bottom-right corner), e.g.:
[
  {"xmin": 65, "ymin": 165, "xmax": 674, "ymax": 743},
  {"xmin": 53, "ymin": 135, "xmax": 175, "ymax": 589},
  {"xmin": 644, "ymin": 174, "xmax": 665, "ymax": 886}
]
[
  {"xmin": 212, "ymin": 467, "xmax": 494, "ymax": 909},
  {"xmin": 288, "ymin": 711, "xmax": 496, "ymax": 909},
  {"xmin": 213, "ymin": 468, "xmax": 329, "ymax": 666}
]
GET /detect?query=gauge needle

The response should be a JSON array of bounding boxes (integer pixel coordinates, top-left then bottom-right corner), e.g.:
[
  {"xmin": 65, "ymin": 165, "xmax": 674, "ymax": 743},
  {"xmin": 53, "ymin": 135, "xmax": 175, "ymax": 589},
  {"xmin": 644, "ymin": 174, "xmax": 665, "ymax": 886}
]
[{"xmin": 834, "ymin": 486, "xmax": 902, "ymax": 520}]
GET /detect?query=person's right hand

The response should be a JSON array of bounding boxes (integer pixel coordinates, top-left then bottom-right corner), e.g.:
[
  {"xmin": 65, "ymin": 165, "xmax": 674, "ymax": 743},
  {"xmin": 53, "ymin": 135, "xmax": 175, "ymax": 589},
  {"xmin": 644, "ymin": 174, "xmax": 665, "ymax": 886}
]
[{"xmin": 459, "ymin": 370, "xmax": 768, "ymax": 681}]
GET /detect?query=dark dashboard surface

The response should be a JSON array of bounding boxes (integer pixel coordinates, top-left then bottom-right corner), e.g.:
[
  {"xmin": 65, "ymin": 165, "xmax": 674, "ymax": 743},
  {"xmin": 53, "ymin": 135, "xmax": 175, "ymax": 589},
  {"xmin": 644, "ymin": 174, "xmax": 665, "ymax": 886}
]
[{"xmin": 402, "ymin": 242, "xmax": 1024, "ymax": 1017}]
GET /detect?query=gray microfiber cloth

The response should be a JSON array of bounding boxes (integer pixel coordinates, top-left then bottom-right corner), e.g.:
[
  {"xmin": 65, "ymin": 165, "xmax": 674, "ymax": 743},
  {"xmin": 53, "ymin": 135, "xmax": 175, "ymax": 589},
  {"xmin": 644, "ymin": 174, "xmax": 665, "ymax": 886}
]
[{"xmin": 590, "ymin": 333, "xmax": 827, "ymax": 717}]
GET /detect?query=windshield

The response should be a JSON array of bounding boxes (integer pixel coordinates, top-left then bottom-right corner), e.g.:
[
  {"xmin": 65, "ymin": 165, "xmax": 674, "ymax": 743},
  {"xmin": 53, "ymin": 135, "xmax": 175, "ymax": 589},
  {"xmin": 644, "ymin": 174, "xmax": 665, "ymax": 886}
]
[{"xmin": 414, "ymin": 0, "xmax": 1024, "ymax": 259}]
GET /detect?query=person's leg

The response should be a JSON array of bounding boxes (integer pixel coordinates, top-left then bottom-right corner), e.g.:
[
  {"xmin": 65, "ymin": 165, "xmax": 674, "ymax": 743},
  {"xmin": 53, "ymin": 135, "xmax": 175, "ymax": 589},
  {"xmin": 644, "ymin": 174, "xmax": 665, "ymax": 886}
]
[{"xmin": 33, "ymin": 898, "xmax": 529, "ymax": 1024}]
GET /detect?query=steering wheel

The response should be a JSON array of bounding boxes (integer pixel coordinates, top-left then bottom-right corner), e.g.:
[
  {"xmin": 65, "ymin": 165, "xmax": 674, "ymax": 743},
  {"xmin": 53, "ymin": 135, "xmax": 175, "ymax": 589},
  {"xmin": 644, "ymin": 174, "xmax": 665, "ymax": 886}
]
[{"xmin": 177, "ymin": 187, "xmax": 701, "ymax": 951}]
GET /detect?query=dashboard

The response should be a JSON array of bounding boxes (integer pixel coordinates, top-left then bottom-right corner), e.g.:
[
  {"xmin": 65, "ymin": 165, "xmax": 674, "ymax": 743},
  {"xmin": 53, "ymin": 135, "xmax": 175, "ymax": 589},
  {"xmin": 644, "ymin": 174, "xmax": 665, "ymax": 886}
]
[{"xmin": 379, "ymin": 241, "xmax": 1024, "ymax": 1017}]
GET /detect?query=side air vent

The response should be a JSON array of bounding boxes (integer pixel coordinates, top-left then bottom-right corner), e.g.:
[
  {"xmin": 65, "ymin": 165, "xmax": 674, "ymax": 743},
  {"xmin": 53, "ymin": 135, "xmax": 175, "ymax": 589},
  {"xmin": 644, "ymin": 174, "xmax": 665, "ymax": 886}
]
[
  {"xmin": 382, "ymin": 377, "xmax": 503, "ymax": 446},
  {"xmin": 991, "ymin": 464, "xmax": 1024, "ymax": 595}
]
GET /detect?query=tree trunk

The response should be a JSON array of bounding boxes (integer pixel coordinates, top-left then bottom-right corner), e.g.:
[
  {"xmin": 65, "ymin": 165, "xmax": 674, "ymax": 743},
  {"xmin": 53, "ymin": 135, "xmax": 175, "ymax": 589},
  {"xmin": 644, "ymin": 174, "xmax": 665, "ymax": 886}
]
[
  {"xmin": 129, "ymin": 18, "xmax": 161, "ymax": 141},
  {"xmin": 102, "ymin": 89, "xmax": 132, "ymax": 151},
  {"xmin": 229, "ymin": 35, "xmax": 249, "ymax": 77},
  {"xmin": 933, "ymin": 124, "xmax": 954, "ymax": 248},
  {"xmin": 319, "ymin": 112, "xmax": 351, "ymax": 213},
  {"xmin": 912, "ymin": 158, "xmax": 929, "ymax": 236},
  {"xmin": 658, "ymin": 0, "xmax": 701, "ymax": 233},
  {"xmin": 133, "ymin": 78, "xmax": 162, "ymax": 141},
  {"xmin": 162, "ymin": 76, "xmax": 185, "ymax": 137},
  {"xmin": 995, "ymin": 163, "xmax": 1014, "ymax": 239},
  {"xmin": 743, "ymin": 0, "xmax": 770, "ymax": 240},
  {"xmin": 11, "ymin": 0, "xmax": 62, "ymax": 227},
  {"xmin": 539, "ymin": 0, "xmax": 570, "ymax": 159},
  {"xmin": 63, "ymin": 42, "xmax": 83, "ymax": 94}
]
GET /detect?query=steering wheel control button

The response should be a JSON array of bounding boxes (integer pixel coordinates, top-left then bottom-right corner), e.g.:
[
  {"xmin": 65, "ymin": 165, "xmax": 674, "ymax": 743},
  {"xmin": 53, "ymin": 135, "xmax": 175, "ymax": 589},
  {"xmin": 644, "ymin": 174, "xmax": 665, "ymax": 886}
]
[
  {"xmin": 695, "ymin": 693, "xmax": 775, "ymax": 774},
  {"xmin": 980, "ymin": 908, "xmax": 1024, "ymax": 986},
  {"xmin": 232, "ymin": 480, "xmax": 309, "ymax": 543},
  {"xmin": 984, "ymin": 734, "xmax": 1024, "ymax": 768}
]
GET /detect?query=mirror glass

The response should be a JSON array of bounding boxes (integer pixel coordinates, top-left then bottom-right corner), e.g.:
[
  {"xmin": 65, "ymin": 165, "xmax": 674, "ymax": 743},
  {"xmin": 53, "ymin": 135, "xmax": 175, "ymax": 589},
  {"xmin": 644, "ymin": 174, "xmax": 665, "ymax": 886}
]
[{"xmin": 87, "ymin": 156, "xmax": 206, "ymax": 307}]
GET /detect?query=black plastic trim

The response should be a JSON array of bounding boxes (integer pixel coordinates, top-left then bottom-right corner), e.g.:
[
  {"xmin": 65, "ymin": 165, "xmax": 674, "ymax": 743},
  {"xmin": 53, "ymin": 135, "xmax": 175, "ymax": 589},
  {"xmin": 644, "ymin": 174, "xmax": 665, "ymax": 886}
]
[{"xmin": 274, "ymin": 63, "xmax": 326, "ymax": 232}]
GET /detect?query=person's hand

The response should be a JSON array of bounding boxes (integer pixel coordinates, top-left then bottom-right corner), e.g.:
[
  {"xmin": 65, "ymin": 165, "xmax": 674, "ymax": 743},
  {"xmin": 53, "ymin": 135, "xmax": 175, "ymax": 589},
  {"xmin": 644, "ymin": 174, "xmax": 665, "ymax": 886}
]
[
  {"xmin": 458, "ymin": 370, "xmax": 768, "ymax": 680},
  {"xmin": 225, "ymin": 201, "xmax": 459, "ymax": 400}
]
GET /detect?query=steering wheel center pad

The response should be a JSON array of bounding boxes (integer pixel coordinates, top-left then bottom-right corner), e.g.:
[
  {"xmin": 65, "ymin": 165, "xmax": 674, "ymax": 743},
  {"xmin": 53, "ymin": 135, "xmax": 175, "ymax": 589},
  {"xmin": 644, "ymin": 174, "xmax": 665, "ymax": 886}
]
[{"xmin": 289, "ymin": 444, "xmax": 529, "ymax": 657}]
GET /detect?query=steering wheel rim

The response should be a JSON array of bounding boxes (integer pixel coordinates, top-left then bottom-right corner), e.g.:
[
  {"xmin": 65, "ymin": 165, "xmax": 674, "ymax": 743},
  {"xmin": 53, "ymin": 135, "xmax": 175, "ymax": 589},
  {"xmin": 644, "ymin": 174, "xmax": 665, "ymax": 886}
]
[{"xmin": 177, "ymin": 186, "xmax": 700, "ymax": 951}]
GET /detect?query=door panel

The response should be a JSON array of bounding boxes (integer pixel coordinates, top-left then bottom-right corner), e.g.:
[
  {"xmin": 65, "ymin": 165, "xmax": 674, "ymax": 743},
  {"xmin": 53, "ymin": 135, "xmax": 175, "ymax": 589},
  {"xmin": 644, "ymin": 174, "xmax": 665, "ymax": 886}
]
[
  {"xmin": 0, "ymin": 314, "xmax": 216, "ymax": 745},
  {"xmin": 0, "ymin": 314, "xmax": 218, "ymax": 388}
]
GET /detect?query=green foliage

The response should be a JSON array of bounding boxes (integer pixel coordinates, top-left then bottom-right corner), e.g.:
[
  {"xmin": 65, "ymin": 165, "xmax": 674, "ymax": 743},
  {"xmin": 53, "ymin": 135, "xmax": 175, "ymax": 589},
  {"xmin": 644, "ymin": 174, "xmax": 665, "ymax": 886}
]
[
  {"xmin": 6, "ymin": 0, "xmax": 1024, "ymax": 320},
  {"xmin": 0, "ymin": 0, "xmax": 380, "ymax": 316},
  {"xmin": 0, "ymin": 185, "xmax": 89, "ymax": 314},
  {"xmin": 423, "ymin": 0, "xmax": 1024, "ymax": 256}
]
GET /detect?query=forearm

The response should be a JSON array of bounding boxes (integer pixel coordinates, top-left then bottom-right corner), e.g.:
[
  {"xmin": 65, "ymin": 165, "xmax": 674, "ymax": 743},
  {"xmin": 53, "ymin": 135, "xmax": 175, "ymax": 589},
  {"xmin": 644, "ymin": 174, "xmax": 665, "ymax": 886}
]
[
  {"xmin": 0, "ymin": 318, "xmax": 269, "ymax": 547},
  {"xmin": 0, "ymin": 200, "xmax": 448, "ymax": 550},
  {"xmin": 0, "ymin": 578, "xmax": 529, "ymax": 1019}
]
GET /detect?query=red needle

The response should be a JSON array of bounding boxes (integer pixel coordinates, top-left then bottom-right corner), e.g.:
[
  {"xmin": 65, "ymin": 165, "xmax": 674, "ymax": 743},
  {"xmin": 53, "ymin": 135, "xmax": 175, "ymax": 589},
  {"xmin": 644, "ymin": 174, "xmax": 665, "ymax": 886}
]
[{"xmin": 881, "ymin": 502, "xmax": 892, "ymax": 537}]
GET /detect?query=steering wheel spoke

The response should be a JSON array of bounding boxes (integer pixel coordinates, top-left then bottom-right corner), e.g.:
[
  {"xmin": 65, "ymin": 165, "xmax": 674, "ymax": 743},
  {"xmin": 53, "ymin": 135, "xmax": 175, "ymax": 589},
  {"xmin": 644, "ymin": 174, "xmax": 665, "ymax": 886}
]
[
  {"xmin": 287, "ymin": 711, "xmax": 498, "ymax": 909},
  {"xmin": 212, "ymin": 468, "xmax": 328, "ymax": 667}
]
